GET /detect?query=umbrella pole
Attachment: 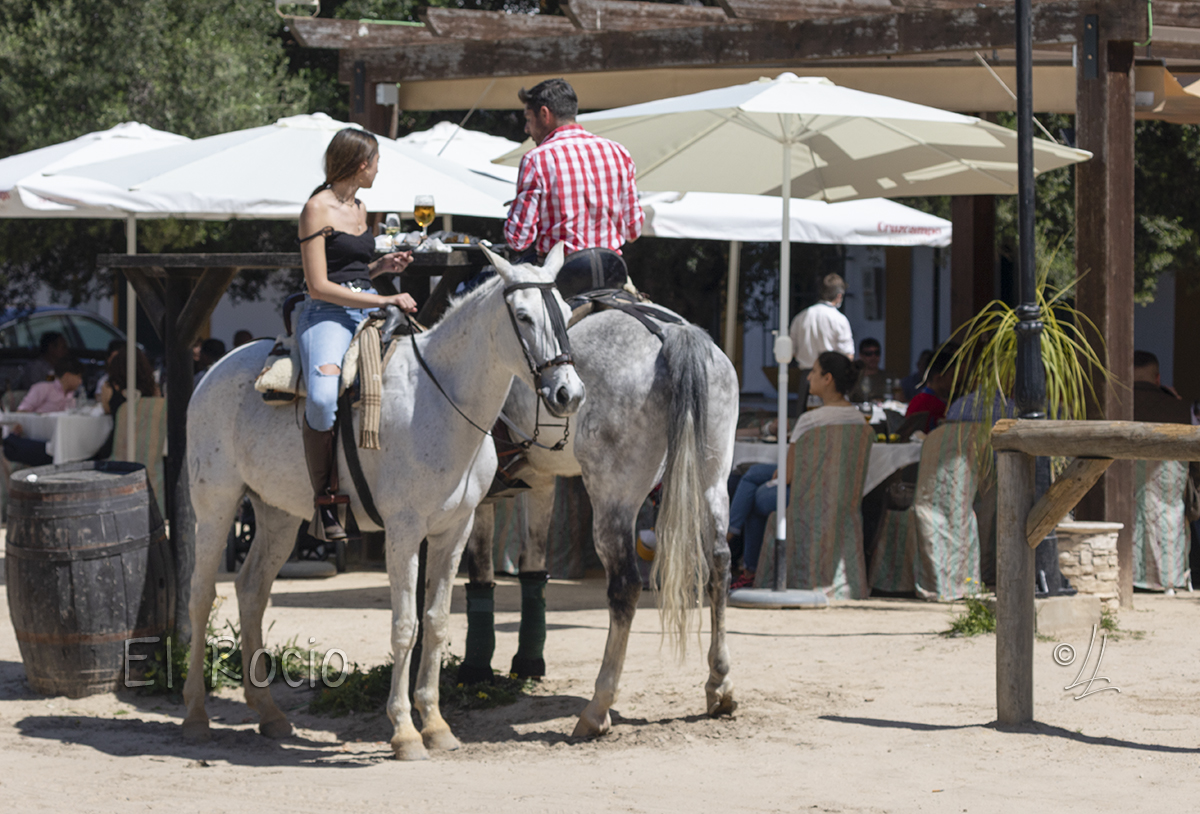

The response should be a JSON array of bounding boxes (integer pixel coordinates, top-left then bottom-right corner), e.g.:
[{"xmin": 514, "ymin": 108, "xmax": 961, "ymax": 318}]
[
  {"xmin": 125, "ymin": 215, "xmax": 138, "ymax": 462},
  {"xmin": 723, "ymin": 240, "xmax": 740, "ymax": 362},
  {"xmin": 773, "ymin": 148, "xmax": 792, "ymax": 592}
]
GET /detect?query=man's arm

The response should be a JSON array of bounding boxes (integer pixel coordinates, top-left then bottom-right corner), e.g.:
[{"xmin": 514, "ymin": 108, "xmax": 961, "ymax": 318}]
[
  {"xmin": 503, "ymin": 156, "xmax": 542, "ymax": 252},
  {"xmin": 17, "ymin": 382, "xmax": 48, "ymax": 413},
  {"xmin": 623, "ymin": 153, "xmax": 644, "ymax": 243}
]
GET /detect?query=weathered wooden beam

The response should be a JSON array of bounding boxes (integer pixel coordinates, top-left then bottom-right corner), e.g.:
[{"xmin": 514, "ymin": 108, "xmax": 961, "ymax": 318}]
[
  {"xmin": 718, "ymin": 0, "xmax": 901, "ymax": 20},
  {"xmin": 1144, "ymin": 3, "xmax": 1200, "ymax": 29},
  {"xmin": 991, "ymin": 419, "xmax": 1200, "ymax": 460},
  {"xmin": 122, "ymin": 268, "xmax": 166, "ymax": 342},
  {"xmin": 418, "ymin": 8, "xmax": 575, "ymax": 39},
  {"xmin": 1075, "ymin": 37, "xmax": 1136, "ymax": 608},
  {"xmin": 286, "ymin": 15, "xmax": 436, "ymax": 48},
  {"xmin": 996, "ymin": 450, "xmax": 1036, "ymax": 725},
  {"xmin": 176, "ymin": 268, "xmax": 237, "ymax": 349},
  {"xmin": 99, "ymin": 253, "xmax": 302, "ymax": 269},
  {"xmin": 1024, "ymin": 457, "xmax": 1114, "ymax": 547},
  {"xmin": 565, "ymin": 0, "xmax": 730, "ymax": 31},
  {"xmin": 347, "ymin": 1, "xmax": 1137, "ymax": 82}
]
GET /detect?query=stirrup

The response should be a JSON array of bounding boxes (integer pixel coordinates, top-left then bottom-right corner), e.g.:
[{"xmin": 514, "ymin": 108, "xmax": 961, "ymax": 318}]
[{"xmin": 313, "ymin": 504, "xmax": 348, "ymax": 541}]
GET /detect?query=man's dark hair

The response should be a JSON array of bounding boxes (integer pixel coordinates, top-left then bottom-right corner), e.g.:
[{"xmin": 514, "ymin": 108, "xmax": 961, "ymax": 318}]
[
  {"xmin": 39, "ymin": 331, "xmax": 65, "ymax": 356},
  {"xmin": 859, "ymin": 337, "xmax": 881, "ymax": 354},
  {"xmin": 518, "ymin": 78, "xmax": 578, "ymax": 121},
  {"xmin": 200, "ymin": 338, "xmax": 227, "ymax": 363},
  {"xmin": 1133, "ymin": 350, "xmax": 1159, "ymax": 371},
  {"xmin": 928, "ymin": 342, "xmax": 960, "ymax": 376},
  {"xmin": 53, "ymin": 356, "xmax": 83, "ymax": 377},
  {"xmin": 819, "ymin": 273, "xmax": 846, "ymax": 301}
]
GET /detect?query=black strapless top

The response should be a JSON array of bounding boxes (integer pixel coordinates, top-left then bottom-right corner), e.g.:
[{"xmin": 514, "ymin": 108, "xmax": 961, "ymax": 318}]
[{"xmin": 299, "ymin": 226, "xmax": 373, "ymax": 284}]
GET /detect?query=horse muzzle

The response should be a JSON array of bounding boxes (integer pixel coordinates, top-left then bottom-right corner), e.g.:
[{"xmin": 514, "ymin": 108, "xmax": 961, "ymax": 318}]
[{"xmin": 538, "ymin": 365, "xmax": 585, "ymax": 418}]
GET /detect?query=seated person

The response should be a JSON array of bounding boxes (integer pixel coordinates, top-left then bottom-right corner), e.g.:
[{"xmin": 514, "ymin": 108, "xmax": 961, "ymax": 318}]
[
  {"xmin": 193, "ymin": 337, "xmax": 227, "ymax": 389},
  {"xmin": 727, "ymin": 351, "xmax": 867, "ymax": 589},
  {"xmin": 905, "ymin": 344, "xmax": 958, "ymax": 433},
  {"xmin": 94, "ymin": 347, "xmax": 161, "ymax": 460},
  {"xmin": 899, "ymin": 349, "xmax": 933, "ymax": 401},
  {"xmin": 1132, "ymin": 350, "xmax": 1190, "ymax": 424},
  {"xmin": 16, "ymin": 330, "xmax": 70, "ymax": 389},
  {"xmin": 848, "ymin": 337, "xmax": 888, "ymax": 402},
  {"xmin": 3, "ymin": 357, "xmax": 84, "ymax": 466},
  {"xmin": 945, "ymin": 389, "xmax": 1017, "ymax": 424}
]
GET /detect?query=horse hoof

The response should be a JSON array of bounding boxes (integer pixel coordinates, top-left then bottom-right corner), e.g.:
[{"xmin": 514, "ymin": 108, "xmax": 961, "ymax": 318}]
[
  {"xmin": 181, "ymin": 719, "xmax": 211, "ymax": 743},
  {"xmin": 260, "ymin": 718, "xmax": 293, "ymax": 739},
  {"xmin": 391, "ymin": 736, "xmax": 431, "ymax": 761},
  {"xmin": 571, "ymin": 710, "xmax": 611, "ymax": 738},
  {"xmin": 706, "ymin": 691, "xmax": 737, "ymax": 717},
  {"xmin": 422, "ymin": 727, "xmax": 461, "ymax": 751}
]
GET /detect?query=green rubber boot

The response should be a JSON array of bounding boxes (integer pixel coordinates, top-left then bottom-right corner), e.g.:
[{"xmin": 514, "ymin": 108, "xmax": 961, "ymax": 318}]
[
  {"xmin": 457, "ymin": 582, "xmax": 495, "ymax": 685},
  {"xmin": 511, "ymin": 570, "xmax": 549, "ymax": 679}
]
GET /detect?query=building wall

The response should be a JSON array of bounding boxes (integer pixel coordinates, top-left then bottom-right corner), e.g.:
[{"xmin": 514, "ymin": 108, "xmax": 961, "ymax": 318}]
[{"xmin": 1133, "ymin": 270, "xmax": 1175, "ymax": 388}]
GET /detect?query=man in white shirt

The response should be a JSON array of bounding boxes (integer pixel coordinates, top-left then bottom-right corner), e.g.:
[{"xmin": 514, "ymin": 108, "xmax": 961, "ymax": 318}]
[{"xmin": 788, "ymin": 273, "xmax": 854, "ymax": 410}]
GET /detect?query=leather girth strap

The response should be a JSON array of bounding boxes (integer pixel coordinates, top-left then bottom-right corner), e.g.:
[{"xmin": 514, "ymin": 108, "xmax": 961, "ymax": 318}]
[
  {"xmin": 567, "ymin": 288, "xmax": 684, "ymax": 341},
  {"xmin": 337, "ymin": 391, "xmax": 385, "ymax": 528}
]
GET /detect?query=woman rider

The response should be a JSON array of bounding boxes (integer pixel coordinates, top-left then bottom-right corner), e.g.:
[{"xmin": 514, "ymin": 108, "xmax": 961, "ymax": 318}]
[{"xmin": 297, "ymin": 127, "xmax": 417, "ymax": 541}]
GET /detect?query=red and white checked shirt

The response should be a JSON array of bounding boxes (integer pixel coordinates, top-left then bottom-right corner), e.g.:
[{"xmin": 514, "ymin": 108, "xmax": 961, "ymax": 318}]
[{"xmin": 504, "ymin": 124, "xmax": 644, "ymax": 256}]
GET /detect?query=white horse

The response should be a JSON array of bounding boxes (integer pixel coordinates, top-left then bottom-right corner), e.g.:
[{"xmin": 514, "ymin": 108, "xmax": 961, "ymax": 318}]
[
  {"xmin": 182, "ymin": 246, "xmax": 584, "ymax": 760},
  {"xmin": 465, "ymin": 305, "xmax": 740, "ymax": 736}
]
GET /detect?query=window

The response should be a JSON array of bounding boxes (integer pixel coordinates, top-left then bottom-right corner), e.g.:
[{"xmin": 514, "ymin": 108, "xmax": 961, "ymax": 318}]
[
  {"xmin": 70, "ymin": 314, "xmax": 123, "ymax": 353},
  {"xmin": 20, "ymin": 314, "xmax": 73, "ymax": 351}
]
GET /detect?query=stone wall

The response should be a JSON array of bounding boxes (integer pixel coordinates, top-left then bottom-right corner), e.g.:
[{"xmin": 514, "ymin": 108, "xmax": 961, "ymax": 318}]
[{"xmin": 1056, "ymin": 521, "xmax": 1122, "ymax": 611}]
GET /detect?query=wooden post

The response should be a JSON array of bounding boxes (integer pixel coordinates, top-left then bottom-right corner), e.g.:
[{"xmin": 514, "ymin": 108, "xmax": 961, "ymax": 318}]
[
  {"xmin": 1074, "ymin": 36, "xmax": 1135, "ymax": 607},
  {"xmin": 949, "ymin": 195, "xmax": 995, "ymax": 333},
  {"xmin": 996, "ymin": 450, "xmax": 1036, "ymax": 725},
  {"xmin": 884, "ymin": 246, "xmax": 912, "ymax": 379},
  {"xmin": 164, "ymin": 274, "xmax": 197, "ymax": 640}
]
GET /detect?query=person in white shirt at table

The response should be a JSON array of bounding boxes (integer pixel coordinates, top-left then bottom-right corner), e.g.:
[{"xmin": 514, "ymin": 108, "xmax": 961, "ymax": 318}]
[
  {"xmin": 789, "ymin": 273, "xmax": 854, "ymax": 412},
  {"xmin": 3, "ymin": 357, "xmax": 84, "ymax": 467}
]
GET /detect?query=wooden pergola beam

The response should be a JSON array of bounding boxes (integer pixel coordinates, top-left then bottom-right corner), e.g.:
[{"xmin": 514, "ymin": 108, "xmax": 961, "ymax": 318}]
[
  {"xmin": 991, "ymin": 418, "xmax": 1200, "ymax": 460},
  {"xmin": 344, "ymin": 1, "xmax": 1143, "ymax": 83},
  {"xmin": 418, "ymin": 8, "xmax": 576, "ymax": 39},
  {"xmin": 565, "ymin": 0, "xmax": 731, "ymax": 30},
  {"xmin": 287, "ymin": 16, "xmax": 436, "ymax": 48}
]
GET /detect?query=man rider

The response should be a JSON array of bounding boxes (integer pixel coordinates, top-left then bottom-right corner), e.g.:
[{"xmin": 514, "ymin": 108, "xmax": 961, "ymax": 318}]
[{"xmin": 503, "ymin": 78, "xmax": 644, "ymax": 297}]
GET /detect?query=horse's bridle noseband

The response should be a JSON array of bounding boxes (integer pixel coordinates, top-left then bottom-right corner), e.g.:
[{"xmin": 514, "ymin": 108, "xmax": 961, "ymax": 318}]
[{"xmin": 503, "ymin": 281, "xmax": 575, "ymax": 377}]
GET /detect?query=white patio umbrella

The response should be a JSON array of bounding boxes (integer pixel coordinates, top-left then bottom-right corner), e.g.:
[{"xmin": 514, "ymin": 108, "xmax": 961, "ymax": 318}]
[
  {"xmin": 498, "ymin": 72, "xmax": 1091, "ymax": 598},
  {"xmin": 24, "ymin": 113, "xmax": 512, "ymax": 220},
  {"xmin": 1, "ymin": 122, "xmax": 192, "ymax": 461},
  {"xmin": 0, "ymin": 122, "xmax": 189, "ymax": 218},
  {"xmin": 397, "ymin": 120, "xmax": 520, "ymax": 185},
  {"xmin": 640, "ymin": 191, "xmax": 951, "ymax": 360}
]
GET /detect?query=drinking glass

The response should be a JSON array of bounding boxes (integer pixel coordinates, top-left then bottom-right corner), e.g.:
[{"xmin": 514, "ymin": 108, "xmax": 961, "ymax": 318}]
[{"xmin": 413, "ymin": 195, "xmax": 435, "ymax": 239}]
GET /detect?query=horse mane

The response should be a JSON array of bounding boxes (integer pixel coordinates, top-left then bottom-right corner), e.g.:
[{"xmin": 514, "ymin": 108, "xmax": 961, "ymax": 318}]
[{"xmin": 429, "ymin": 273, "xmax": 504, "ymax": 330}]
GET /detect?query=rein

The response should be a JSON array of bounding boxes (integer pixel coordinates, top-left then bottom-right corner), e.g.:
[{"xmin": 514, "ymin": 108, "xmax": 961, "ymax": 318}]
[{"xmin": 400, "ymin": 280, "xmax": 574, "ymax": 451}]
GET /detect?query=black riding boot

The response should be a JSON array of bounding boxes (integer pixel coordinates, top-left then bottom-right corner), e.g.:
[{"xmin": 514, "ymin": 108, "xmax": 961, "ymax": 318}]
[{"xmin": 302, "ymin": 419, "xmax": 348, "ymax": 541}]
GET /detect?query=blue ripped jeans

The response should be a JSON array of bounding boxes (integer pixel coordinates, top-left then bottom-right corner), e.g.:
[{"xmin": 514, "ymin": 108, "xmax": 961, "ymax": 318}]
[{"xmin": 296, "ymin": 289, "xmax": 375, "ymax": 431}]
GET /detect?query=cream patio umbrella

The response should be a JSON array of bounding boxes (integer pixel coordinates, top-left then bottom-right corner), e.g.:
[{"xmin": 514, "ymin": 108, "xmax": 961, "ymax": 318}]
[{"xmin": 498, "ymin": 72, "xmax": 1091, "ymax": 600}]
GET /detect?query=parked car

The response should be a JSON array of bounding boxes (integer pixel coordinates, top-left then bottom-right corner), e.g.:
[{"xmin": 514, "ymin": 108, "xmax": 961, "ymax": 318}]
[{"xmin": 0, "ymin": 307, "xmax": 126, "ymax": 395}]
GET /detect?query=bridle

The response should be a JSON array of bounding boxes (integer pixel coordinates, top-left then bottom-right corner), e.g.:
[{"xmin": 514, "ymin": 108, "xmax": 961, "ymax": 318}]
[{"xmin": 402, "ymin": 279, "xmax": 575, "ymax": 450}]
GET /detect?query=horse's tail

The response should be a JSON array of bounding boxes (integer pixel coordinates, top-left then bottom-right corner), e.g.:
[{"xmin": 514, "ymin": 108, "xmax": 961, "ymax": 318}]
[{"xmin": 651, "ymin": 323, "xmax": 712, "ymax": 657}]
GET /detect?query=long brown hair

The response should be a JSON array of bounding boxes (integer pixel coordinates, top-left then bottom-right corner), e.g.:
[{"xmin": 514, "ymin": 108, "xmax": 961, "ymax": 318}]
[{"xmin": 309, "ymin": 128, "xmax": 379, "ymax": 199}]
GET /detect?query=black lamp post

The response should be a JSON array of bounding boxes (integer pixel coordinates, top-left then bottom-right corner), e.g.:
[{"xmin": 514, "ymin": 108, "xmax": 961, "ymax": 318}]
[{"xmin": 1015, "ymin": 0, "xmax": 1072, "ymax": 597}]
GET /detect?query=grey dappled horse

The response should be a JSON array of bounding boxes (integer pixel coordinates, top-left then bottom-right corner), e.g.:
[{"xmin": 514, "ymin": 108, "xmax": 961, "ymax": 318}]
[
  {"xmin": 465, "ymin": 306, "xmax": 739, "ymax": 737},
  {"xmin": 183, "ymin": 246, "xmax": 584, "ymax": 760}
]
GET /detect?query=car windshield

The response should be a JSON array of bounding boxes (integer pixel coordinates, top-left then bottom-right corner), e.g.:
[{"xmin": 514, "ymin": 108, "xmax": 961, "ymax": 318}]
[
  {"xmin": 13, "ymin": 314, "xmax": 73, "ymax": 352},
  {"xmin": 70, "ymin": 314, "xmax": 123, "ymax": 353}
]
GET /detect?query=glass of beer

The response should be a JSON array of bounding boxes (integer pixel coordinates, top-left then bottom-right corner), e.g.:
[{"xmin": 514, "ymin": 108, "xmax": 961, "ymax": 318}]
[{"xmin": 413, "ymin": 195, "xmax": 435, "ymax": 239}]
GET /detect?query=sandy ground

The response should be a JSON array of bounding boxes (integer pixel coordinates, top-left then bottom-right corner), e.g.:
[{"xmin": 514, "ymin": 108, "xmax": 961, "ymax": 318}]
[{"xmin": 1, "ymin": 527, "xmax": 1198, "ymax": 814}]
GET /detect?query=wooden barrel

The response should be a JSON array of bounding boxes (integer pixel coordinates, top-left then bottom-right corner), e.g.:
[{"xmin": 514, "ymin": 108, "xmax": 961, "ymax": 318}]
[{"xmin": 5, "ymin": 461, "xmax": 175, "ymax": 698}]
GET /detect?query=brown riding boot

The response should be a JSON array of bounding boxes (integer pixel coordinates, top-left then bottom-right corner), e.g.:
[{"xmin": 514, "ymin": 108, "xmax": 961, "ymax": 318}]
[{"xmin": 301, "ymin": 419, "xmax": 348, "ymax": 541}]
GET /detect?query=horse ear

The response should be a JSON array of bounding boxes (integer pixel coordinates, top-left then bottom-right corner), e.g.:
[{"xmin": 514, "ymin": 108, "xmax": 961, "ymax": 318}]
[
  {"xmin": 481, "ymin": 245, "xmax": 515, "ymax": 283},
  {"xmin": 543, "ymin": 242, "xmax": 566, "ymax": 279}
]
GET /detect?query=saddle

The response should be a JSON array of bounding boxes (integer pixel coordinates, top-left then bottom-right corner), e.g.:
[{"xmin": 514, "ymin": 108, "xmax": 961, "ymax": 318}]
[{"xmin": 566, "ymin": 288, "xmax": 684, "ymax": 341}]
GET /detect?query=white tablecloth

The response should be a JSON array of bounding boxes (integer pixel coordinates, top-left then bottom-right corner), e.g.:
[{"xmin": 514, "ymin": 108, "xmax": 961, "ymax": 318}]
[
  {"xmin": 0, "ymin": 411, "xmax": 113, "ymax": 464},
  {"xmin": 733, "ymin": 438, "xmax": 923, "ymax": 497}
]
